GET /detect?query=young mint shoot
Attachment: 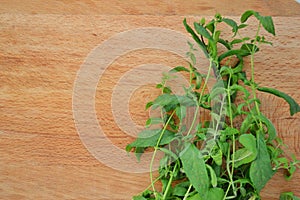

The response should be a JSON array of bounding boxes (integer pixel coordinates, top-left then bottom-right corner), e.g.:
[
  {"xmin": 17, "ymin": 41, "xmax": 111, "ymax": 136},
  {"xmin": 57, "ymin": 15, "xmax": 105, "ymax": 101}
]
[{"xmin": 126, "ymin": 10, "xmax": 300, "ymax": 200}]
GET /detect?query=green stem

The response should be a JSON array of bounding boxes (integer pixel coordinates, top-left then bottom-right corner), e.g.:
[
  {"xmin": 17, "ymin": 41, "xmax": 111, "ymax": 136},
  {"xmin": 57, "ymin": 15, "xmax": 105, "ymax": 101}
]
[
  {"xmin": 223, "ymin": 145, "xmax": 234, "ymax": 200},
  {"xmin": 149, "ymin": 110, "xmax": 176, "ymax": 195},
  {"xmin": 187, "ymin": 19, "xmax": 219, "ymax": 137},
  {"xmin": 249, "ymin": 23, "xmax": 265, "ymax": 143},
  {"xmin": 183, "ymin": 184, "xmax": 193, "ymax": 200},
  {"xmin": 162, "ymin": 162, "xmax": 178, "ymax": 200},
  {"xmin": 223, "ymin": 75, "xmax": 237, "ymax": 200},
  {"xmin": 142, "ymin": 173, "xmax": 164, "ymax": 193},
  {"xmin": 186, "ymin": 59, "xmax": 213, "ymax": 136}
]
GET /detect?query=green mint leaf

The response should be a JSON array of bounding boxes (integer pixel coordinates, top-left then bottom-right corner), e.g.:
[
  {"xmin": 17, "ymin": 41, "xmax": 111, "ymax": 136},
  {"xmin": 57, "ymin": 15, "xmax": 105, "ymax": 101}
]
[
  {"xmin": 280, "ymin": 192, "xmax": 300, "ymax": 200},
  {"xmin": 241, "ymin": 10, "xmax": 275, "ymax": 35},
  {"xmin": 133, "ymin": 196, "xmax": 147, "ymax": 200},
  {"xmin": 255, "ymin": 114, "xmax": 277, "ymax": 141},
  {"xmin": 239, "ymin": 134, "xmax": 257, "ymax": 153},
  {"xmin": 145, "ymin": 118, "xmax": 163, "ymax": 128},
  {"xmin": 205, "ymin": 19, "xmax": 215, "ymax": 33},
  {"xmin": 186, "ymin": 193, "xmax": 201, "ymax": 200},
  {"xmin": 207, "ymin": 188, "xmax": 225, "ymax": 200},
  {"xmin": 222, "ymin": 18, "xmax": 238, "ymax": 35},
  {"xmin": 152, "ymin": 94, "xmax": 178, "ymax": 109},
  {"xmin": 193, "ymin": 71, "xmax": 203, "ymax": 90},
  {"xmin": 240, "ymin": 10, "xmax": 258, "ymax": 23},
  {"xmin": 218, "ymin": 38, "xmax": 231, "ymax": 50},
  {"xmin": 250, "ymin": 134, "xmax": 275, "ymax": 192},
  {"xmin": 230, "ymin": 39, "xmax": 244, "ymax": 45},
  {"xmin": 172, "ymin": 182, "xmax": 189, "ymax": 197},
  {"xmin": 240, "ymin": 112, "xmax": 254, "ymax": 134},
  {"xmin": 170, "ymin": 66, "xmax": 190, "ymax": 73},
  {"xmin": 257, "ymin": 15, "xmax": 276, "ymax": 36},
  {"xmin": 128, "ymin": 129, "xmax": 175, "ymax": 149},
  {"xmin": 206, "ymin": 164, "xmax": 218, "ymax": 187},
  {"xmin": 158, "ymin": 147, "xmax": 178, "ymax": 160},
  {"xmin": 177, "ymin": 95, "xmax": 198, "ymax": 107},
  {"xmin": 183, "ymin": 18, "xmax": 208, "ymax": 57},
  {"xmin": 238, "ymin": 24, "xmax": 248, "ymax": 29},
  {"xmin": 175, "ymin": 105, "xmax": 187, "ymax": 121},
  {"xmin": 186, "ymin": 189, "xmax": 224, "ymax": 200},
  {"xmin": 258, "ymin": 87, "xmax": 300, "ymax": 116},
  {"xmin": 218, "ymin": 49, "xmax": 249, "ymax": 62},
  {"xmin": 211, "ymin": 147, "xmax": 223, "ymax": 166},
  {"xmin": 145, "ymin": 101, "xmax": 153, "ymax": 110},
  {"xmin": 163, "ymin": 86, "xmax": 172, "ymax": 94},
  {"xmin": 233, "ymin": 133, "xmax": 258, "ymax": 168},
  {"xmin": 180, "ymin": 143, "xmax": 209, "ymax": 198},
  {"xmin": 241, "ymin": 43, "xmax": 259, "ymax": 54},
  {"xmin": 233, "ymin": 148, "xmax": 257, "ymax": 168},
  {"xmin": 194, "ymin": 22, "xmax": 213, "ymax": 41},
  {"xmin": 230, "ymin": 84, "xmax": 250, "ymax": 99}
]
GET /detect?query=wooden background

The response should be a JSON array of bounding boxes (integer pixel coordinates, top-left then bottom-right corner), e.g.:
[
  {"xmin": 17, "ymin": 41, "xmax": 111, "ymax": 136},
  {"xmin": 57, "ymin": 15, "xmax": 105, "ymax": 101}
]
[{"xmin": 1, "ymin": 1, "xmax": 300, "ymax": 199}]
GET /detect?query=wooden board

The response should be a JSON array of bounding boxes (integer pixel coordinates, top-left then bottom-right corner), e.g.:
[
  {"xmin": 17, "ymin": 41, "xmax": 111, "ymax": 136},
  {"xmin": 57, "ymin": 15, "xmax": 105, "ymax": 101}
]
[{"xmin": 1, "ymin": 1, "xmax": 300, "ymax": 199}]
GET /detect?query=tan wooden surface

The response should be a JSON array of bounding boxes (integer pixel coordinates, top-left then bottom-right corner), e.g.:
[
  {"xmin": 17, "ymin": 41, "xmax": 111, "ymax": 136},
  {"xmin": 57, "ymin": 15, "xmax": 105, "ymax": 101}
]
[{"xmin": 1, "ymin": 1, "xmax": 300, "ymax": 199}]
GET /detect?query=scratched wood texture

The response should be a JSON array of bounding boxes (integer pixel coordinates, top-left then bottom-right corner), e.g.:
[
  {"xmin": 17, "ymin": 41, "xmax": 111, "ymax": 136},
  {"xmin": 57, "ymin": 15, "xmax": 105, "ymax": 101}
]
[{"xmin": 1, "ymin": 1, "xmax": 300, "ymax": 199}]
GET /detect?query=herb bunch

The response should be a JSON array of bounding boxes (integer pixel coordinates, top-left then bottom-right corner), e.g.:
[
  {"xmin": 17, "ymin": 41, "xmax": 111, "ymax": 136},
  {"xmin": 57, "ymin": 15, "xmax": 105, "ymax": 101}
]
[{"xmin": 126, "ymin": 10, "xmax": 300, "ymax": 200}]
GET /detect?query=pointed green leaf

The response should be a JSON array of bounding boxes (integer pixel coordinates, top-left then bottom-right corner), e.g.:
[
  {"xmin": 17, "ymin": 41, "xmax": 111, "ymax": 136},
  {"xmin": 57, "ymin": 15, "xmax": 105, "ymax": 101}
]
[
  {"xmin": 156, "ymin": 83, "xmax": 163, "ymax": 89},
  {"xmin": 241, "ymin": 43, "xmax": 259, "ymax": 53},
  {"xmin": 256, "ymin": 114, "xmax": 277, "ymax": 141},
  {"xmin": 211, "ymin": 147, "xmax": 223, "ymax": 166},
  {"xmin": 238, "ymin": 24, "xmax": 248, "ymax": 29},
  {"xmin": 127, "ymin": 129, "xmax": 175, "ymax": 149},
  {"xmin": 258, "ymin": 87, "xmax": 300, "ymax": 116},
  {"xmin": 158, "ymin": 147, "xmax": 178, "ymax": 160},
  {"xmin": 222, "ymin": 18, "xmax": 238, "ymax": 34},
  {"xmin": 233, "ymin": 134, "xmax": 257, "ymax": 168},
  {"xmin": 170, "ymin": 66, "xmax": 190, "ymax": 73},
  {"xmin": 240, "ymin": 113, "xmax": 254, "ymax": 134},
  {"xmin": 187, "ymin": 193, "xmax": 201, "ymax": 200},
  {"xmin": 250, "ymin": 134, "xmax": 275, "ymax": 192},
  {"xmin": 187, "ymin": 188, "xmax": 224, "ymax": 200},
  {"xmin": 239, "ymin": 134, "xmax": 257, "ymax": 153},
  {"xmin": 183, "ymin": 18, "xmax": 208, "ymax": 56},
  {"xmin": 218, "ymin": 38, "xmax": 231, "ymax": 50},
  {"xmin": 177, "ymin": 95, "xmax": 197, "ymax": 107},
  {"xmin": 223, "ymin": 127, "xmax": 239, "ymax": 136},
  {"xmin": 230, "ymin": 39, "xmax": 244, "ymax": 45},
  {"xmin": 145, "ymin": 118, "xmax": 163, "ymax": 128},
  {"xmin": 206, "ymin": 164, "xmax": 218, "ymax": 187},
  {"xmin": 280, "ymin": 192, "xmax": 300, "ymax": 200},
  {"xmin": 145, "ymin": 101, "xmax": 153, "ymax": 110},
  {"xmin": 205, "ymin": 19, "xmax": 215, "ymax": 33},
  {"xmin": 218, "ymin": 49, "xmax": 248, "ymax": 62},
  {"xmin": 180, "ymin": 143, "xmax": 209, "ymax": 198},
  {"xmin": 163, "ymin": 86, "xmax": 172, "ymax": 94},
  {"xmin": 207, "ymin": 188, "xmax": 224, "ymax": 200},
  {"xmin": 152, "ymin": 94, "xmax": 179, "ymax": 110},
  {"xmin": 234, "ymin": 148, "xmax": 257, "ymax": 168},
  {"xmin": 241, "ymin": 10, "xmax": 257, "ymax": 23},
  {"xmin": 175, "ymin": 105, "xmax": 187, "ymax": 121},
  {"xmin": 133, "ymin": 196, "xmax": 147, "ymax": 200},
  {"xmin": 194, "ymin": 22, "xmax": 213, "ymax": 41},
  {"xmin": 193, "ymin": 71, "xmax": 203, "ymax": 90},
  {"xmin": 241, "ymin": 10, "xmax": 275, "ymax": 35},
  {"xmin": 230, "ymin": 84, "xmax": 250, "ymax": 99},
  {"xmin": 173, "ymin": 181, "xmax": 190, "ymax": 197},
  {"xmin": 257, "ymin": 15, "xmax": 275, "ymax": 36}
]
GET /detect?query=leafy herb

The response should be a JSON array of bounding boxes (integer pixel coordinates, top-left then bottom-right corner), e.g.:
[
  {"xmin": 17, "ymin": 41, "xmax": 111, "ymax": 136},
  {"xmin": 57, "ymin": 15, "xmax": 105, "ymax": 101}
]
[{"xmin": 127, "ymin": 10, "xmax": 300, "ymax": 200}]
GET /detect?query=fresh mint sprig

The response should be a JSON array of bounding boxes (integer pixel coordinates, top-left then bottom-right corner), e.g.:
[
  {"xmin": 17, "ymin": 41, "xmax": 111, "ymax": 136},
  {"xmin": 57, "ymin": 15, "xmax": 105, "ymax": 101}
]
[{"xmin": 127, "ymin": 10, "xmax": 300, "ymax": 200}]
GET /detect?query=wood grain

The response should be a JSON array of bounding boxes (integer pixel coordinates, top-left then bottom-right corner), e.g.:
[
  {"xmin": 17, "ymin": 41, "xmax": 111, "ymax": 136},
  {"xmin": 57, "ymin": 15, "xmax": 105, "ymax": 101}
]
[
  {"xmin": 1, "ymin": 1, "xmax": 300, "ymax": 199},
  {"xmin": 1, "ymin": 0, "xmax": 300, "ymax": 16}
]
